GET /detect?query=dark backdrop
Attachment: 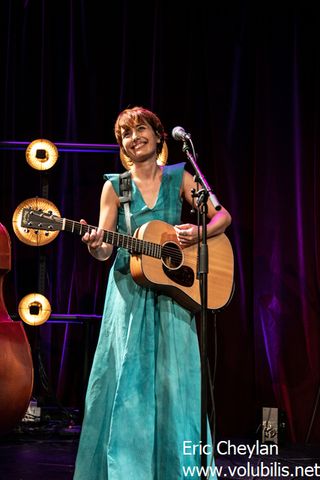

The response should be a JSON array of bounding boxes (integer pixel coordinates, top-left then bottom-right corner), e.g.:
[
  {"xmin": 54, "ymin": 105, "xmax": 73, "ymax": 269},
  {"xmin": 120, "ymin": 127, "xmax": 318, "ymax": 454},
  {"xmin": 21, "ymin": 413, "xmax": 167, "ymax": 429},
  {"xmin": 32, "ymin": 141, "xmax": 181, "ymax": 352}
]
[{"xmin": 1, "ymin": 2, "xmax": 320, "ymax": 445}]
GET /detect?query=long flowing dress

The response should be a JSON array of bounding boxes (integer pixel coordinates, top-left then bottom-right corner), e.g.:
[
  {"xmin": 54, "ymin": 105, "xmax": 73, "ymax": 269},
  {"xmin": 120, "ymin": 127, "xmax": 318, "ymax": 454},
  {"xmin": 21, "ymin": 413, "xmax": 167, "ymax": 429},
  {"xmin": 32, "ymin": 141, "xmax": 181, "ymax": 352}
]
[{"xmin": 73, "ymin": 162, "xmax": 216, "ymax": 479}]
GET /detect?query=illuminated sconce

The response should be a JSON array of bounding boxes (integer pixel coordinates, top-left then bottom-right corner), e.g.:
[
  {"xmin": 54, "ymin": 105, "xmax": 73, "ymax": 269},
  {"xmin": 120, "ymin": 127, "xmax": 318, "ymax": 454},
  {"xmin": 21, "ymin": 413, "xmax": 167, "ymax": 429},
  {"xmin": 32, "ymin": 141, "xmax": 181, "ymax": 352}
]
[
  {"xmin": 12, "ymin": 197, "xmax": 61, "ymax": 246},
  {"xmin": 18, "ymin": 293, "xmax": 52, "ymax": 326},
  {"xmin": 25, "ymin": 139, "xmax": 58, "ymax": 171}
]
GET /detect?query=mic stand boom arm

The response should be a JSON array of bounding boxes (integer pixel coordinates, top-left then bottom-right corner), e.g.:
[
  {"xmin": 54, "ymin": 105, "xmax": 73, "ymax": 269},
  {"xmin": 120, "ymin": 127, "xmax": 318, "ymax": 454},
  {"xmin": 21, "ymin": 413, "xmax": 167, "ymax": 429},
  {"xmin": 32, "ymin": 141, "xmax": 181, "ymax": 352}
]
[
  {"xmin": 183, "ymin": 144, "xmax": 221, "ymax": 212},
  {"xmin": 181, "ymin": 140, "xmax": 220, "ymax": 477}
]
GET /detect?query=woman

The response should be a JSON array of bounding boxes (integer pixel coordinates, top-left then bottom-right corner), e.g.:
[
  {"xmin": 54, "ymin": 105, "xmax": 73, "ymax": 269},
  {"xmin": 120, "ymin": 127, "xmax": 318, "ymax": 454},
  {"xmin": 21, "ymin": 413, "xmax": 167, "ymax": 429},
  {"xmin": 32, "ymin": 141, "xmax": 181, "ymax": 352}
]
[{"xmin": 73, "ymin": 106, "xmax": 231, "ymax": 479}]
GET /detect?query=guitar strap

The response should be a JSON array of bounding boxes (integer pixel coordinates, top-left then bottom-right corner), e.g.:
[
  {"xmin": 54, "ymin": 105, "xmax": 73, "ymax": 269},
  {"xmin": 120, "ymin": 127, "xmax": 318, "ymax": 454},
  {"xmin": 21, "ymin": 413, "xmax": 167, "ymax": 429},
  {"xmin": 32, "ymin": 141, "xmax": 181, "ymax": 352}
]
[{"xmin": 119, "ymin": 171, "xmax": 132, "ymax": 235}]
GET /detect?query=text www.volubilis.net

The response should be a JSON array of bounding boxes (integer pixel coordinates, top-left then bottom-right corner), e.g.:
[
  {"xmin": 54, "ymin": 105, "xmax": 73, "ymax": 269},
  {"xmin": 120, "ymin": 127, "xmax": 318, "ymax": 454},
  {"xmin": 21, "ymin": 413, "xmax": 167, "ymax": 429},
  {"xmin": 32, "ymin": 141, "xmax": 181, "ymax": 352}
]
[{"xmin": 182, "ymin": 461, "xmax": 320, "ymax": 478}]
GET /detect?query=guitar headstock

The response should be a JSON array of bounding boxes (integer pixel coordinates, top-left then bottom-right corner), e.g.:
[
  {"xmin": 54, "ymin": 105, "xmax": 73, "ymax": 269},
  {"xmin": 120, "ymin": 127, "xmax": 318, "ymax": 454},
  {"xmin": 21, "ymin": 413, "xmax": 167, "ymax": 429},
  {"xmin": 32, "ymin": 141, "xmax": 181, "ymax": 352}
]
[{"xmin": 21, "ymin": 208, "xmax": 62, "ymax": 232}]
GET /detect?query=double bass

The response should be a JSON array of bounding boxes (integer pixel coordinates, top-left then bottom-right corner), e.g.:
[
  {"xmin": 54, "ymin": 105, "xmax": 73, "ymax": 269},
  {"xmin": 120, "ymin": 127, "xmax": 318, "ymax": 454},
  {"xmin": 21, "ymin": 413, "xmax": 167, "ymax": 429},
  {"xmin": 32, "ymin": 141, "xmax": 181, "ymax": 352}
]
[{"xmin": 0, "ymin": 222, "xmax": 33, "ymax": 434}]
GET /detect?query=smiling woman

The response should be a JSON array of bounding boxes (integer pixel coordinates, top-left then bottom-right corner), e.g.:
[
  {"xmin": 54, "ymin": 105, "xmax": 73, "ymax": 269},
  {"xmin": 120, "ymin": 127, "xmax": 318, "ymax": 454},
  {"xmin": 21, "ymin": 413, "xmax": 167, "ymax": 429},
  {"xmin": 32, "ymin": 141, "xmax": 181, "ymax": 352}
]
[{"xmin": 73, "ymin": 106, "xmax": 232, "ymax": 480}]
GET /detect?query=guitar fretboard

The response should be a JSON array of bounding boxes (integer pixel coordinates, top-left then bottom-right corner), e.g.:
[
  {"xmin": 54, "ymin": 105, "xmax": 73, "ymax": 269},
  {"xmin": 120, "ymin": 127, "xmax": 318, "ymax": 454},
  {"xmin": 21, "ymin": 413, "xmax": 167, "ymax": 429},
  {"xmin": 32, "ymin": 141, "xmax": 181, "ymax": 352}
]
[{"xmin": 63, "ymin": 218, "xmax": 162, "ymax": 258}]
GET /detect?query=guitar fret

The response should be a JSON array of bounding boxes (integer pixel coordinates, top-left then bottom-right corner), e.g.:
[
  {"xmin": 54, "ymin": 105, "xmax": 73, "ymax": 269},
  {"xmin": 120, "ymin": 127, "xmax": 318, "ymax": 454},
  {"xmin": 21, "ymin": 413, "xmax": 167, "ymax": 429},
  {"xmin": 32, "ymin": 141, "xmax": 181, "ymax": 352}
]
[
  {"xmin": 134, "ymin": 237, "xmax": 139, "ymax": 253},
  {"xmin": 66, "ymin": 219, "xmax": 73, "ymax": 233},
  {"xmin": 105, "ymin": 231, "xmax": 111, "ymax": 244}
]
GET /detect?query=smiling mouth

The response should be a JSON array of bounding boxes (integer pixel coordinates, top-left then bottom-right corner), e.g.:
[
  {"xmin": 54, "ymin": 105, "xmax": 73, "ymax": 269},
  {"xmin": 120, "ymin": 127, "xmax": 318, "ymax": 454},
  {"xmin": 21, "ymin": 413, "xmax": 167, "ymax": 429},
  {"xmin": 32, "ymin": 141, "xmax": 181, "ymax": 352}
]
[{"xmin": 133, "ymin": 142, "xmax": 146, "ymax": 151}]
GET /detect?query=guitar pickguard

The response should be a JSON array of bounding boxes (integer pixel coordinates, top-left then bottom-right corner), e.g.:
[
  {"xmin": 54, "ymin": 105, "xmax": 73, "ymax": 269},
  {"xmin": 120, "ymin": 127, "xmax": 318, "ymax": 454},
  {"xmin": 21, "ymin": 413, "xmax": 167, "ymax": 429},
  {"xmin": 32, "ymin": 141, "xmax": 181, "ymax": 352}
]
[{"xmin": 162, "ymin": 264, "xmax": 195, "ymax": 287}]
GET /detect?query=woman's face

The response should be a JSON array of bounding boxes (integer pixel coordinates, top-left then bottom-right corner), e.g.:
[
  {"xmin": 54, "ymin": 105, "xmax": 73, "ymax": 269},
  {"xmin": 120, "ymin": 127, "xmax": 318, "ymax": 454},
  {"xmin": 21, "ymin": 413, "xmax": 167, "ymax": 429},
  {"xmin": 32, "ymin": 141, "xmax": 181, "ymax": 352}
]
[{"xmin": 120, "ymin": 120, "xmax": 160, "ymax": 165}]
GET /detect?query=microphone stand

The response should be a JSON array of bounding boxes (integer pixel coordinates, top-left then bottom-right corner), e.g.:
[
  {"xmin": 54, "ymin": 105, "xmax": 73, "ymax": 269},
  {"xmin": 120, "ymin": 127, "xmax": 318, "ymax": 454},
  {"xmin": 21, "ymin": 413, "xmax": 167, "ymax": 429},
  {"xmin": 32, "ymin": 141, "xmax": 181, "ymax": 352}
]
[{"xmin": 181, "ymin": 138, "xmax": 221, "ymax": 478}]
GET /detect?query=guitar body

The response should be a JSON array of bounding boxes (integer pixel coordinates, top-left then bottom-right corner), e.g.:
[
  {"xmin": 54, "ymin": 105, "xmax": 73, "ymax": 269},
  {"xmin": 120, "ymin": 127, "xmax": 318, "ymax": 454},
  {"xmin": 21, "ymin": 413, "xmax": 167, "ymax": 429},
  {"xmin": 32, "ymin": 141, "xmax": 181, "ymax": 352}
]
[{"xmin": 130, "ymin": 220, "xmax": 234, "ymax": 312}]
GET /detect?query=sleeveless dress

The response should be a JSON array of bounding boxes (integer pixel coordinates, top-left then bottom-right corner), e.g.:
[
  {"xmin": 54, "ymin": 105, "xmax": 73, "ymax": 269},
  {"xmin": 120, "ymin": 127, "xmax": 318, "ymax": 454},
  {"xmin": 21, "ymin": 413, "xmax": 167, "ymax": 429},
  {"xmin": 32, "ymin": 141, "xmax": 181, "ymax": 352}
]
[{"xmin": 73, "ymin": 162, "xmax": 216, "ymax": 479}]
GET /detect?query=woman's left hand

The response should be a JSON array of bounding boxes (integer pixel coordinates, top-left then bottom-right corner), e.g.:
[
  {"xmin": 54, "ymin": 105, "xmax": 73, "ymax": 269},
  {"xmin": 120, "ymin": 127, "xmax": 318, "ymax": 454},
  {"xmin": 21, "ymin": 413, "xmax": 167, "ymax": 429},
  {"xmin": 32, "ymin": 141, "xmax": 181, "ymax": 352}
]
[{"xmin": 174, "ymin": 223, "xmax": 200, "ymax": 246}]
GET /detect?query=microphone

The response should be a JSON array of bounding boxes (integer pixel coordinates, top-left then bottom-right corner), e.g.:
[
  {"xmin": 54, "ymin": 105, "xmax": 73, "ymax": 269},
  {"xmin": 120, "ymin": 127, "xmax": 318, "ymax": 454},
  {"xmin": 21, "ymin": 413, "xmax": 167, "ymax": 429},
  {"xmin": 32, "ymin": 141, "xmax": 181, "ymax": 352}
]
[{"xmin": 172, "ymin": 126, "xmax": 191, "ymax": 142}]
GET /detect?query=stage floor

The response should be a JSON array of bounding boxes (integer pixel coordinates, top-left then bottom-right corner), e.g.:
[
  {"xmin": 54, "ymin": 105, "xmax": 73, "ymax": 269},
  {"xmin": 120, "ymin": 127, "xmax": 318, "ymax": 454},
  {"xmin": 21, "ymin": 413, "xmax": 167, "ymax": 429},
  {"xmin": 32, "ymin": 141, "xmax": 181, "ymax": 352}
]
[
  {"xmin": 0, "ymin": 426, "xmax": 319, "ymax": 480},
  {"xmin": 0, "ymin": 431, "xmax": 78, "ymax": 480}
]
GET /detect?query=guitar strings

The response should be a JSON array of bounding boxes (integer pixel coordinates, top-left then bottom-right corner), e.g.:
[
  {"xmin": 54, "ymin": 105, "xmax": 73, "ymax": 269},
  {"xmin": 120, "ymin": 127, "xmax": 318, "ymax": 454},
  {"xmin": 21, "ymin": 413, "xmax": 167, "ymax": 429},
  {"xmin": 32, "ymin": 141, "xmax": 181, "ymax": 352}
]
[{"xmin": 47, "ymin": 216, "xmax": 196, "ymax": 263}]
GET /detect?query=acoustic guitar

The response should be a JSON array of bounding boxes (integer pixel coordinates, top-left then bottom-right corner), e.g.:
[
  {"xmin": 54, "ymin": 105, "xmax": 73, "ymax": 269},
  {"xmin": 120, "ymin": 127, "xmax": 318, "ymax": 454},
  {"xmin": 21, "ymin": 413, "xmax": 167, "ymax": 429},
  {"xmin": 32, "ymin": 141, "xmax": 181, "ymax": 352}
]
[{"xmin": 21, "ymin": 208, "xmax": 234, "ymax": 313}]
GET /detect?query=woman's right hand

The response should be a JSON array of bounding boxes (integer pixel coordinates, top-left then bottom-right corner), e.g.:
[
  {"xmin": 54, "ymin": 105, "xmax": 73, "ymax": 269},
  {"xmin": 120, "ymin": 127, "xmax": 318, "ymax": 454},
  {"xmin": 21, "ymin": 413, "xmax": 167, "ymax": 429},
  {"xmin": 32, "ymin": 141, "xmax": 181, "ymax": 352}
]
[{"xmin": 80, "ymin": 219, "xmax": 108, "ymax": 260}]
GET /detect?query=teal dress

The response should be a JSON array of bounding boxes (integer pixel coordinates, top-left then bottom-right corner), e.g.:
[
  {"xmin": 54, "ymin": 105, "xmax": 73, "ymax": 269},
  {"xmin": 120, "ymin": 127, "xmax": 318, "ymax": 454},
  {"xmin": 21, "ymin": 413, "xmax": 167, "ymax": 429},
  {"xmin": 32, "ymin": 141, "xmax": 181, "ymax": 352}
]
[{"xmin": 73, "ymin": 163, "xmax": 216, "ymax": 479}]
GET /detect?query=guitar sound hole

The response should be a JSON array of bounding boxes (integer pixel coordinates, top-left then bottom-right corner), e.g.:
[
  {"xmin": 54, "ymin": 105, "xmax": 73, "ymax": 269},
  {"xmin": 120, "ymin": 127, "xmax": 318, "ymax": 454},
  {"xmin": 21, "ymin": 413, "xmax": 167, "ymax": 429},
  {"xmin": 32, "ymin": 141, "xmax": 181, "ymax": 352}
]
[
  {"xmin": 161, "ymin": 242, "xmax": 182, "ymax": 269},
  {"xmin": 161, "ymin": 242, "xmax": 194, "ymax": 288}
]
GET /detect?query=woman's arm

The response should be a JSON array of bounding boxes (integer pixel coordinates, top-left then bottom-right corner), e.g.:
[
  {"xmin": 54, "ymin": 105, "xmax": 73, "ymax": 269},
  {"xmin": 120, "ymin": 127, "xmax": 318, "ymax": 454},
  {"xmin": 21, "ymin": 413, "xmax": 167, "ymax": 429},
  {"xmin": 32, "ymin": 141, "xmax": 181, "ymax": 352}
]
[
  {"xmin": 174, "ymin": 170, "xmax": 232, "ymax": 246},
  {"xmin": 81, "ymin": 180, "xmax": 120, "ymax": 261}
]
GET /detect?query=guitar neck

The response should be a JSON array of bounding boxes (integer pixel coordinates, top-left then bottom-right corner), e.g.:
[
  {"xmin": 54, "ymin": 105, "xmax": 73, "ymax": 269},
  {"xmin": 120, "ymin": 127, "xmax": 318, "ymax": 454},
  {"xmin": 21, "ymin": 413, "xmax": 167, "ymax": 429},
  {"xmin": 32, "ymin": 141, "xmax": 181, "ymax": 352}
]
[{"xmin": 62, "ymin": 218, "xmax": 161, "ymax": 258}]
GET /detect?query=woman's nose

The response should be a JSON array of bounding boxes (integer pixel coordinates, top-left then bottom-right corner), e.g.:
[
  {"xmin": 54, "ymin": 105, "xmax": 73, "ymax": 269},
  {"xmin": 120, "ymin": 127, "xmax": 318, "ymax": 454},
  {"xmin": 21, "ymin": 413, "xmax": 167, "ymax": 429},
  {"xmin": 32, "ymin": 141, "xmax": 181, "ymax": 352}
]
[{"xmin": 132, "ymin": 129, "xmax": 140, "ymax": 140}]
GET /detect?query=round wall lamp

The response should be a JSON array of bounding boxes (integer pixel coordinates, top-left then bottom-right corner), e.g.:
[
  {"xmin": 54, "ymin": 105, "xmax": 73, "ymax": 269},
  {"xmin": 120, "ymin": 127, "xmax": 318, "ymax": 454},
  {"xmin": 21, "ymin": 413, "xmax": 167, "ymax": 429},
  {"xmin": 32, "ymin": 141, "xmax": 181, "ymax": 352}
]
[
  {"xmin": 25, "ymin": 139, "xmax": 58, "ymax": 171},
  {"xmin": 12, "ymin": 197, "xmax": 61, "ymax": 246},
  {"xmin": 18, "ymin": 293, "xmax": 52, "ymax": 326}
]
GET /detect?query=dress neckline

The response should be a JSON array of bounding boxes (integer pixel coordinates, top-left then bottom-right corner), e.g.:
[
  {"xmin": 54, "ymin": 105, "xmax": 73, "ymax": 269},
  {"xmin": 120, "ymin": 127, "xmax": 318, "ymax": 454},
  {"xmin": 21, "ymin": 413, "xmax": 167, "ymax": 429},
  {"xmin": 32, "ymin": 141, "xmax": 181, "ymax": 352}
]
[{"xmin": 131, "ymin": 166, "xmax": 166, "ymax": 210}]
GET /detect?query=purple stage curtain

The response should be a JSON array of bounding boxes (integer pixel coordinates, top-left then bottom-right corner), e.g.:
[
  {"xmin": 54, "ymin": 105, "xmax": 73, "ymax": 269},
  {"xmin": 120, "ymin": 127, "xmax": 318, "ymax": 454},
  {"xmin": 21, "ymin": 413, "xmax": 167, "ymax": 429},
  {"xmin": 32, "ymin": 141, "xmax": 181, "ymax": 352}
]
[{"xmin": 0, "ymin": 2, "xmax": 319, "ymax": 443}]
